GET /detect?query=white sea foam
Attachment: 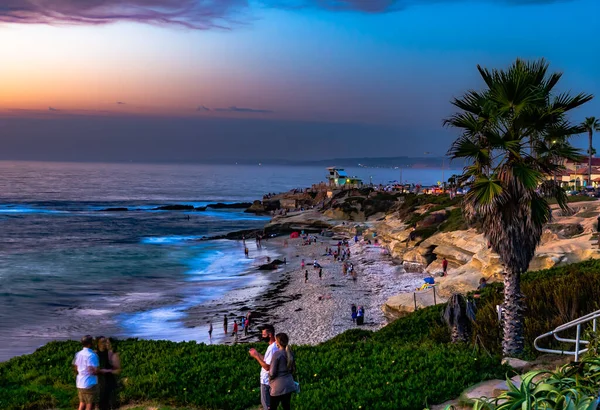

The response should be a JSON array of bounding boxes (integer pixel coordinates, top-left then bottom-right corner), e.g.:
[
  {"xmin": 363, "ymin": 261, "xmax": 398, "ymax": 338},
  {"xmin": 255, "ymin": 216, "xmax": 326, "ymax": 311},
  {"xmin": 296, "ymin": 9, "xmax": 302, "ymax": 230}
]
[
  {"xmin": 0, "ymin": 206, "xmax": 67, "ymax": 214},
  {"xmin": 141, "ymin": 235, "xmax": 205, "ymax": 245}
]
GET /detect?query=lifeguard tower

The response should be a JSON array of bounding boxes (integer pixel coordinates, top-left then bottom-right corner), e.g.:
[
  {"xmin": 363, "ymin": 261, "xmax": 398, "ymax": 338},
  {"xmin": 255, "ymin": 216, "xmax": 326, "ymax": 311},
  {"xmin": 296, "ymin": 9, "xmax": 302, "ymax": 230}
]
[{"xmin": 326, "ymin": 167, "xmax": 362, "ymax": 188}]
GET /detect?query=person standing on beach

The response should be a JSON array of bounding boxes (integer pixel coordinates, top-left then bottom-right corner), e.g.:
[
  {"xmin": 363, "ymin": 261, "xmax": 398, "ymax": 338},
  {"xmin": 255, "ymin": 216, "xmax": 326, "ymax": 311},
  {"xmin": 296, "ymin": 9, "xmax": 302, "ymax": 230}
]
[
  {"xmin": 208, "ymin": 322, "xmax": 213, "ymax": 341},
  {"xmin": 245, "ymin": 317, "xmax": 250, "ymax": 336},
  {"xmin": 319, "ymin": 268, "xmax": 322, "ymax": 280},
  {"xmin": 351, "ymin": 304, "xmax": 357, "ymax": 323},
  {"xmin": 244, "ymin": 247, "xmax": 249, "ymax": 258},
  {"xmin": 232, "ymin": 320, "xmax": 239, "ymax": 342},
  {"xmin": 304, "ymin": 270, "xmax": 308, "ymax": 283},
  {"xmin": 357, "ymin": 306, "xmax": 365, "ymax": 325},
  {"xmin": 224, "ymin": 315, "xmax": 228, "ymax": 333},
  {"xmin": 72, "ymin": 335, "xmax": 99, "ymax": 410},
  {"xmin": 442, "ymin": 257, "xmax": 448, "ymax": 276},
  {"xmin": 301, "ymin": 259, "xmax": 305, "ymax": 269},
  {"xmin": 249, "ymin": 325, "xmax": 279, "ymax": 410}
]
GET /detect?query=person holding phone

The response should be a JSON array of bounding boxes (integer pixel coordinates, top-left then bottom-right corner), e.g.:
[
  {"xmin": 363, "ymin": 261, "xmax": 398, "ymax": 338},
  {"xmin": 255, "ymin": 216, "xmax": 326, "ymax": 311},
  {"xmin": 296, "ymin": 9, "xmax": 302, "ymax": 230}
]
[{"xmin": 249, "ymin": 324, "xmax": 278, "ymax": 410}]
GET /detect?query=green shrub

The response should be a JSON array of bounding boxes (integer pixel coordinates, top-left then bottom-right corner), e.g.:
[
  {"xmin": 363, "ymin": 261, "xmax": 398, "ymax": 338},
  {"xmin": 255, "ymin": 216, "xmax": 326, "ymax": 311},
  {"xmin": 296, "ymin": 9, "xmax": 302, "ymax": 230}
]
[{"xmin": 472, "ymin": 259, "xmax": 600, "ymax": 358}]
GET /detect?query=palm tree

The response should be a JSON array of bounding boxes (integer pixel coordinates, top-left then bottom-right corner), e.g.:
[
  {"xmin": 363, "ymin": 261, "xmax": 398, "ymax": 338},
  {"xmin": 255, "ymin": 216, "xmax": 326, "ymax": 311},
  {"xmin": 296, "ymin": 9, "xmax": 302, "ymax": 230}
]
[
  {"xmin": 444, "ymin": 59, "xmax": 592, "ymax": 356},
  {"xmin": 583, "ymin": 117, "xmax": 600, "ymax": 187}
]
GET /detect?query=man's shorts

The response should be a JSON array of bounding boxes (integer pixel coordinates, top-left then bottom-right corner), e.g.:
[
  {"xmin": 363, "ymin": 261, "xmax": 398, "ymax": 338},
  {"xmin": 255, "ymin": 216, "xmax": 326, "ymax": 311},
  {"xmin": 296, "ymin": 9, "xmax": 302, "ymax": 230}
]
[{"xmin": 78, "ymin": 385, "xmax": 99, "ymax": 404}]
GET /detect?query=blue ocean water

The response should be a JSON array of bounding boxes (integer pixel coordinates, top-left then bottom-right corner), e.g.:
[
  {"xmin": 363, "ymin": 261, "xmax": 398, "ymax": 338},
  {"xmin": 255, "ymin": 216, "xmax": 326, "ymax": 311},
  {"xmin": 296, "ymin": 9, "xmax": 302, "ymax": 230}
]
[{"xmin": 0, "ymin": 161, "xmax": 456, "ymax": 361}]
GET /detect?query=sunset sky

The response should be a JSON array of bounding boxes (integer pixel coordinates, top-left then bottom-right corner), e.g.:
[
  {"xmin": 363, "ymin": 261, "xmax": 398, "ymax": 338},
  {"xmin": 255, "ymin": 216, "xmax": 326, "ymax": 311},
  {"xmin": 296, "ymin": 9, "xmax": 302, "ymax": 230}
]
[{"xmin": 0, "ymin": 0, "xmax": 599, "ymax": 161}]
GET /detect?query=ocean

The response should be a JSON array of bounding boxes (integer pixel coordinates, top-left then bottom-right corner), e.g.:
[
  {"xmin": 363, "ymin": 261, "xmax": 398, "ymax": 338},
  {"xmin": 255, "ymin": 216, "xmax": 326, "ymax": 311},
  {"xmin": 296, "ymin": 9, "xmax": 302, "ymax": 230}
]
[{"xmin": 0, "ymin": 161, "xmax": 455, "ymax": 361}]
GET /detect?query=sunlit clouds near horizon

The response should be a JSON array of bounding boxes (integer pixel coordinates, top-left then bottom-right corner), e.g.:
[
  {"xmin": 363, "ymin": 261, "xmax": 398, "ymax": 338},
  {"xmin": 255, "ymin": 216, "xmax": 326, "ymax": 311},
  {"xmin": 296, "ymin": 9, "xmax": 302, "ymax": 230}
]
[{"xmin": 0, "ymin": 0, "xmax": 598, "ymax": 159}]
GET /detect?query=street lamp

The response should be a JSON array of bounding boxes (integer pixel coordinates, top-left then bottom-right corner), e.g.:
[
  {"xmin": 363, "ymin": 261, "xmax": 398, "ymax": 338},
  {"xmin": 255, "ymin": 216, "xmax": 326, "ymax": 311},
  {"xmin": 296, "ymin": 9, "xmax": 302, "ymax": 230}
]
[{"xmin": 424, "ymin": 152, "xmax": 446, "ymax": 193}]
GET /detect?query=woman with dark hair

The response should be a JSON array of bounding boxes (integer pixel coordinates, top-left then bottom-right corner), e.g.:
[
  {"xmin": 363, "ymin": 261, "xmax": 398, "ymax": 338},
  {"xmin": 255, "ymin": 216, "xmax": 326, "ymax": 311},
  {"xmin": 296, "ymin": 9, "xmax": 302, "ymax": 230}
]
[
  {"xmin": 96, "ymin": 337, "xmax": 121, "ymax": 410},
  {"xmin": 269, "ymin": 333, "xmax": 297, "ymax": 410}
]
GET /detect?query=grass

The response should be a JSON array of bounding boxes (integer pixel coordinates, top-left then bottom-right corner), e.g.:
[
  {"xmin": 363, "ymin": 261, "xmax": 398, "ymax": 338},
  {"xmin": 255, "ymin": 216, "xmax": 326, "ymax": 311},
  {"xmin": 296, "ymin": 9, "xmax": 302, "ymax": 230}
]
[
  {"xmin": 3, "ymin": 260, "xmax": 600, "ymax": 409},
  {"xmin": 547, "ymin": 195, "xmax": 598, "ymax": 204}
]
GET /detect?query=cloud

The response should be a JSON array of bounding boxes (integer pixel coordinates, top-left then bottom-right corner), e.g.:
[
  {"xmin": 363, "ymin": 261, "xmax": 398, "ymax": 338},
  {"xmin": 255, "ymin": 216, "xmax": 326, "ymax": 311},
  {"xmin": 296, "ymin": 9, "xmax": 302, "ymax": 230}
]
[
  {"xmin": 197, "ymin": 105, "xmax": 211, "ymax": 111},
  {"xmin": 0, "ymin": 0, "xmax": 573, "ymax": 29},
  {"xmin": 116, "ymin": 101, "xmax": 126, "ymax": 105},
  {"xmin": 0, "ymin": 0, "xmax": 248, "ymax": 29},
  {"xmin": 214, "ymin": 106, "xmax": 273, "ymax": 113},
  {"xmin": 48, "ymin": 106, "xmax": 60, "ymax": 111}
]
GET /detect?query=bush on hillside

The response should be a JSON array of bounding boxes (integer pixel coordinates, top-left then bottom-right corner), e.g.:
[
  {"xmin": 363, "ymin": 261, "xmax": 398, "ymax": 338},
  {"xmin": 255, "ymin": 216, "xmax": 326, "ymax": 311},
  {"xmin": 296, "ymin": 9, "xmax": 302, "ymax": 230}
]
[{"xmin": 472, "ymin": 259, "xmax": 600, "ymax": 358}]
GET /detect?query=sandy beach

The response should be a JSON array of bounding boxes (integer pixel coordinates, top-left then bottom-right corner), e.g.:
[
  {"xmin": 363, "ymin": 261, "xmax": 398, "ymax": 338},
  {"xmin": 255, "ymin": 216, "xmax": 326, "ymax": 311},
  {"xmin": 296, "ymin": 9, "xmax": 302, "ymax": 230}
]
[
  {"xmin": 186, "ymin": 228, "xmax": 428, "ymax": 346},
  {"xmin": 263, "ymin": 235, "xmax": 425, "ymax": 344}
]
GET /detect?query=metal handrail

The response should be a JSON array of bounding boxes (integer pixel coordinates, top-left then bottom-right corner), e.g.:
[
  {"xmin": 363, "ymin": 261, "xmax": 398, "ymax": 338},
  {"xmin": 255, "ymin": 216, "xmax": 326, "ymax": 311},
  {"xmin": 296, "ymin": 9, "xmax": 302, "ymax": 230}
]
[{"xmin": 534, "ymin": 308, "xmax": 600, "ymax": 361}]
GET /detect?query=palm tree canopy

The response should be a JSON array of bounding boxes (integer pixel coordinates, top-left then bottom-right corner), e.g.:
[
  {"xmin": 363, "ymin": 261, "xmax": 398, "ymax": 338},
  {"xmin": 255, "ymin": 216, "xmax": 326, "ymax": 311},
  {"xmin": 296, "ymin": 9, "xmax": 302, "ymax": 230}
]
[
  {"xmin": 583, "ymin": 116, "xmax": 600, "ymax": 132},
  {"xmin": 445, "ymin": 58, "xmax": 592, "ymax": 274}
]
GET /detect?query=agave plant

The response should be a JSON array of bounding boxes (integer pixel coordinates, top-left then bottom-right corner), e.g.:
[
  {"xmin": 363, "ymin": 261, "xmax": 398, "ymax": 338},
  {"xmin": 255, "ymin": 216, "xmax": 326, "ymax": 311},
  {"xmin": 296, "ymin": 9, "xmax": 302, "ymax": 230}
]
[
  {"xmin": 445, "ymin": 59, "xmax": 593, "ymax": 356},
  {"xmin": 471, "ymin": 370, "xmax": 599, "ymax": 410}
]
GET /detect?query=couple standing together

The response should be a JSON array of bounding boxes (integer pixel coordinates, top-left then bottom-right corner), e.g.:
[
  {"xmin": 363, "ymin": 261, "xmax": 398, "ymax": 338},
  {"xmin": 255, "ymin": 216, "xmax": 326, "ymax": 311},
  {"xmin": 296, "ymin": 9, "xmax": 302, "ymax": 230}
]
[
  {"xmin": 72, "ymin": 335, "xmax": 121, "ymax": 410},
  {"xmin": 249, "ymin": 325, "xmax": 297, "ymax": 410}
]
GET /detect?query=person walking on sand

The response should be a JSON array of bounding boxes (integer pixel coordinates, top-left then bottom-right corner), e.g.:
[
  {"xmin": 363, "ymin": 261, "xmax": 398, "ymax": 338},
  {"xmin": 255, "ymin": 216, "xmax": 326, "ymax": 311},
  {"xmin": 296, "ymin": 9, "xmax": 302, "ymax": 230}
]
[
  {"xmin": 72, "ymin": 335, "xmax": 99, "ymax": 410},
  {"xmin": 208, "ymin": 322, "xmax": 213, "ymax": 341},
  {"xmin": 351, "ymin": 304, "xmax": 357, "ymax": 324},
  {"xmin": 301, "ymin": 259, "xmax": 305, "ymax": 269},
  {"xmin": 304, "ymin": 270, "xmax": 308, "ymax": 283},
  {"xmin": 224, "ymin": 315, "xmax": 228, "ymax": 333},
  {"xmin": 442, "ymin": 257, "xmax": 448, "ymax": 277},
  {"xmin": 319, "ymin": 268, "xmax": 322, "ymax": 280},
  {"xmin": 249, "ymin": 325, "xmax": 279, "ymax": 410},
  {"xmin": 269, "ymin": 333, "xmax": 297, "ymax": 410}
]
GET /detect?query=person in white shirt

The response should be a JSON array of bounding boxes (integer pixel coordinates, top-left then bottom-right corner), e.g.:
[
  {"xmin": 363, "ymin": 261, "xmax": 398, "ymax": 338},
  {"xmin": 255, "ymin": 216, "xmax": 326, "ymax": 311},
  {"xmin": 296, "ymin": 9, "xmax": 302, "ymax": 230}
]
[
  {"xmin": 249, "ymin": 324, "xmax": 279, "ymax": 410},
  {"xmin": 72, "ymin": 335, "xmax": 100, "ymax": 410}
]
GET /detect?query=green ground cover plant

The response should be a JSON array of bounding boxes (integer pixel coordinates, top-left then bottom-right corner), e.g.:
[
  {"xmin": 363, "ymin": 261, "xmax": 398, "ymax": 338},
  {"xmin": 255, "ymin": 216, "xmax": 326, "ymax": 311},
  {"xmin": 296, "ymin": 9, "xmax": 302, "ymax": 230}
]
[
  {"xmin": 0, "ymin": 306, "xmax": 502, "ymax": 410},
  {"xmin": 3, "ymin": 260, "xmax": 600, "ymax": 410}
]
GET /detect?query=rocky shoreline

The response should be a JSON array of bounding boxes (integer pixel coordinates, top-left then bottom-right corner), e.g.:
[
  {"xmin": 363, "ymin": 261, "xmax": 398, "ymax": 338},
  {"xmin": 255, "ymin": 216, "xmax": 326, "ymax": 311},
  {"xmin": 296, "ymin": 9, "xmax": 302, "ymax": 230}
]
[
  {"xmin": 171, "ymin": 190, "xmax": 600, "ymax": 346},
  {"xmin": 228, "ymin": 192, "xmax": 600, "ymax": 339}
]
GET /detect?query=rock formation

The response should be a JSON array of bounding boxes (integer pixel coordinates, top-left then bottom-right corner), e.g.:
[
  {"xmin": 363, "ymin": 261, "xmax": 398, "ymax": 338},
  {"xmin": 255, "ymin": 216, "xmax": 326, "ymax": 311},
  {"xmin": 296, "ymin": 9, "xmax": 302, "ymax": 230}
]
[{"xmin": 380, "ymin": 200, "xmax": 600, "ymax": 316}]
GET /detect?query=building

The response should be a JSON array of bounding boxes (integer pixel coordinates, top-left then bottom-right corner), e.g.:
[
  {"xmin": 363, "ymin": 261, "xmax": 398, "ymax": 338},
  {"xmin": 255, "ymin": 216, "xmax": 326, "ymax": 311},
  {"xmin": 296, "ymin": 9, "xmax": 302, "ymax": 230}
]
[
  {"xmin": 561, "ymin": 157, "xmax": 600, "ymax": 187},
  {"xmin": 557, "ymin": 167, "xmax": 600, "ymax": 188},
  {"xmin": 326, "ymin": 167, "xmax": 362, "ymax": 188},
  {"xmin": 565, "ymin": 156, "xmax": 600, "ymax": 172}
]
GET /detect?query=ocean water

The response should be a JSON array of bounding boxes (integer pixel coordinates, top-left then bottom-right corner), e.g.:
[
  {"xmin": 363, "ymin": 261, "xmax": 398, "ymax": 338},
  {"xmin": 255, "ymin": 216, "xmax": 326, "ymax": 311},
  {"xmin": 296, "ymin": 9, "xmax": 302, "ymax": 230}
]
[{"xmin": 0, "ymin": 161, "xmax": 455, "ymax": 361}]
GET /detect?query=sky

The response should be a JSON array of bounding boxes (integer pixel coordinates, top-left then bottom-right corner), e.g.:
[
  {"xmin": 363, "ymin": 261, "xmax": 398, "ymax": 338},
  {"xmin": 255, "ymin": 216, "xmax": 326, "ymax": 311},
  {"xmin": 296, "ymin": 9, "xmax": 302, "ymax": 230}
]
[{"xmin": 0, "ymin": 0, "xmax": 599, "ymax": 162}]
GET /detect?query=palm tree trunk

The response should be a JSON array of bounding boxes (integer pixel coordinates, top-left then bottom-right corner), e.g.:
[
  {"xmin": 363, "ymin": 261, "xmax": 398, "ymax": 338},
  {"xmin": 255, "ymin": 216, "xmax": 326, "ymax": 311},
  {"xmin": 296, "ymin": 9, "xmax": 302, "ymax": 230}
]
[
  {"xmin": 589, "ymin": 130, "xmax": 593, "ymax": 188},
  {"xmin": 502, "ymin": 268, "xmax": 525, "ymax": 356}
]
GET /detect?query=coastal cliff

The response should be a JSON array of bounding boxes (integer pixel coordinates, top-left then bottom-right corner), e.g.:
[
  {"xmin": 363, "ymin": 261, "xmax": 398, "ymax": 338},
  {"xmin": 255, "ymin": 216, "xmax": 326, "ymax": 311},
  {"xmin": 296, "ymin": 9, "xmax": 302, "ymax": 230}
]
[
  {"xmin": 244, "ymin": 189, "xmax": 600, "ymax": 318},
  {"xmin": 377, "ymin": 200, "xmax": 600, "ymax": 316}
]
